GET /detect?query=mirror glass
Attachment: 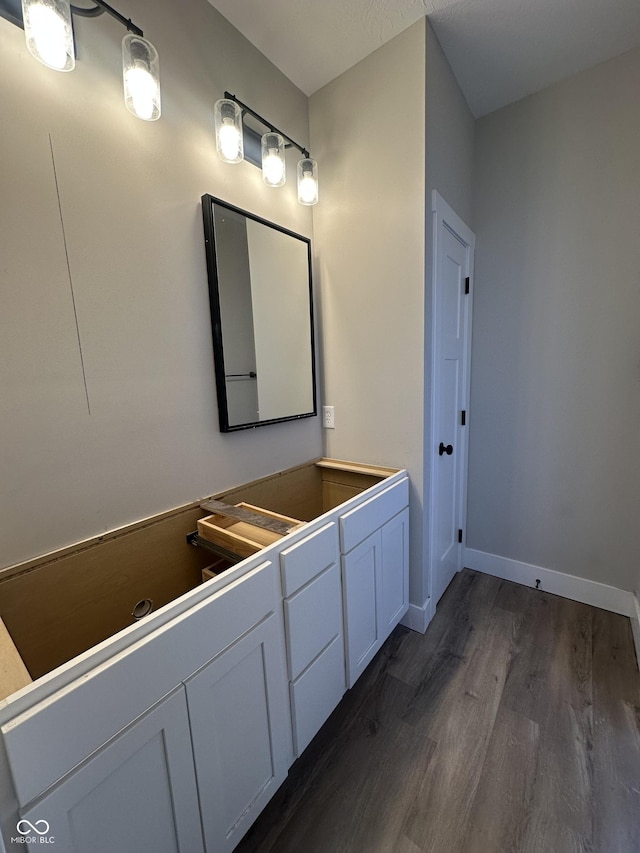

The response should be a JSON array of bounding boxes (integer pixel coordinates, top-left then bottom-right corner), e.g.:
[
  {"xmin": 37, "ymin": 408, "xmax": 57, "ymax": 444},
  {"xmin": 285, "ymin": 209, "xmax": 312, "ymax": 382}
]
[{"xmin": 201, "ymin": 196, "xmax": 316, "ymax": 432}]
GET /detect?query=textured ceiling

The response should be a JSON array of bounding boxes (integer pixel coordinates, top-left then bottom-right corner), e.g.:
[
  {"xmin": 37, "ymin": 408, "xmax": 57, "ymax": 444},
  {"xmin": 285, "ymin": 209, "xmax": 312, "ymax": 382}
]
[{"xmin": 206, "ymin": 0, "xmax": 640, "ymax": 116}]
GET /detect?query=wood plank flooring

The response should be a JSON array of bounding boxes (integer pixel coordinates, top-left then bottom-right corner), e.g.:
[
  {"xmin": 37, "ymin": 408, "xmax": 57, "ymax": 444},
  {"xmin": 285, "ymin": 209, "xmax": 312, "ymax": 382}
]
[{"xmin": 236, "ymin": 569, "xmax": 640, "ymax": 853}]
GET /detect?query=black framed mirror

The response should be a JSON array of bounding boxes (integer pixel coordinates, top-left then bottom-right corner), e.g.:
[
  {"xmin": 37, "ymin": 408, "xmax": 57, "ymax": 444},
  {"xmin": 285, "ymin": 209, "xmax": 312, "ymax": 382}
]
[{"xmin": 201, "ymin": 196, "xmax": 317, "ymax": 432}]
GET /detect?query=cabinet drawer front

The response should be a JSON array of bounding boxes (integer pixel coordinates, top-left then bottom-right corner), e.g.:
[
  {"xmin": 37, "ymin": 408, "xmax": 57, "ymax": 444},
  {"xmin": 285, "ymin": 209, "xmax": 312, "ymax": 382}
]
[
  {"xmin": 339, "ymin": 478, "xmax": 408, "ymax": 554},
  {"xmin": 290, "ymin": 635, "xmax": 345, "ymax": 756},
  {"xmin": 280, "ymin": 522, "xmax": 338, "ymax": 597},
  {"xmin": 284, "ymin": 562, "xmax": 342, "ymax": 681}
]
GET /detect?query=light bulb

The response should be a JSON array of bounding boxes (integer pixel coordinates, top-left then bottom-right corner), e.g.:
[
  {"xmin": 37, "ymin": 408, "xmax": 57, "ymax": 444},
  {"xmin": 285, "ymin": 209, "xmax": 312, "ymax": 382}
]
[
  {"xmin": 22, "ymin": 0, "xmax": 74, "ymax": 71},
  {"xmin": 122, "ymin": 34, "xmax": 161, "ymax": 121},
  {"xmin": 125, "ymin": 65, "xmax": 158, "ymax": 120},
  {"xmin": 215, "ymin": 99, "xmax": 244, "ymax": 163},
  {"xmin": 219, "ymin": 121, "xmax": 242, "ymax": 161},
  {"xmin": 299, "ymin": 175, "xmax": 317, "ymax": 203},
  {"xmin": 261, "ymin": 133, "xmax": 286, "ymax": 187},
  {"xmin": 297, "ymin": 158, "xmax": 318, "ymax": 205},
  {"xmin": 263, "ymin": 151, "xmax": 285, "ymax": 185}
]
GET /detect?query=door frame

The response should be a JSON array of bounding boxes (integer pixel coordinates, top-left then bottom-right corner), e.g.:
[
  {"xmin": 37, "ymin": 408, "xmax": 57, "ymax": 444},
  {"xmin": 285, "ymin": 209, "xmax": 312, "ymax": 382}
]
[{"xmin": 428, "ymin": 190, "xmax": 475, "ymax": 610}]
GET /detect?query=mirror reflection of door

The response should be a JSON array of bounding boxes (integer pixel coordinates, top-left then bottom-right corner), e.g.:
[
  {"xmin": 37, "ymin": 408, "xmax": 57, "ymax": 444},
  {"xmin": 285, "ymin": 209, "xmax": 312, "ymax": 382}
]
[{"xmin": 246, "ymin": 221, "xmax": 313, "ymax": 422}]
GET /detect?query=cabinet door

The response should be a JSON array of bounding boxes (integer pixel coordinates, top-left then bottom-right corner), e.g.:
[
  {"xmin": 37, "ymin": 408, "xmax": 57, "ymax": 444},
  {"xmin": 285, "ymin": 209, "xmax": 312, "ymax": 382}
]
[
  {"xmin": 185, "ymin": 612, "xmax": 290, "ymax": 853},
  {"xmin": 19, "ymin": 689, "xmax": 204, "ymax": 853},
  {"xmin": 342, "ymin": 532, "xmax": 381, "ymax": 688},
  {"xmin": 378, "ymin": 508, "xmax": 409, "ymax": 640}
]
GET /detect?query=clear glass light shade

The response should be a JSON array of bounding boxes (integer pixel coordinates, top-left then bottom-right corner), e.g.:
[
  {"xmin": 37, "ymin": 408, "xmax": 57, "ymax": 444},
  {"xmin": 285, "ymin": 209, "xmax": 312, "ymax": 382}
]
[
  {"xmin": 215, "ymin": 99, "xmax": 244, "ymax": 164},
  {"xmin": 122, "ymin": 34, "xmax": 161, "ymax": 121},
  {"xmin": 297, "ymin": 158, "xmax": 319, "ymax": 206},
  {"xmin": 261, "ymin": 133, "xmax": 286, "ymax": 187},
  {"xmin": 21, "ymin": 0, "xmax": 75, "ymax": 71}
]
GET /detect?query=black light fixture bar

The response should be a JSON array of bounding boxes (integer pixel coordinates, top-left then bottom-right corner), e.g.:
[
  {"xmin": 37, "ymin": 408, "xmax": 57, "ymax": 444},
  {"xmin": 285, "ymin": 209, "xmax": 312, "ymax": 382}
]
[
  {"xmin": 70, "ymin": 0, "xmax": 143, "ymax": 37},
  {"xmin": 0, "ymin": 0, "xmax": 143, "ymax": 36},
  {"xmin": 224, "ymin": 91, "xmax": 310, "ymax": 159},
  {"xmin": 0, "ymin": 0, "xmax": 25, "ymax": 28}
]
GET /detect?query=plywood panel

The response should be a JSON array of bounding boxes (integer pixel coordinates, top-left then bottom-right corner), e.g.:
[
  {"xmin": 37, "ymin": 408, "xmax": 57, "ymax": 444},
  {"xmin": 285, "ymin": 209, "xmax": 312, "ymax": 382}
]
[
  {"xmin": 320, "ymin": 466, "xmax": 387, "ymax": 512},
  {"xmin": 316, "ymin": 459, "xmax": 399, "ymax": 478},
  {"xmin": 0, "ymin": 507, "xmax": 214, "ymax": 679},
  {"xmin": 217, "ymin": 458, "xmax": 390, "ymax": 519},
  {"xmin": 218, "ymin": 461, "xmax": 323, "ymax": 521},
  {"xmin": 0, "ymin": 617, "xmax": 31, "ymax": 700},
  {"xmin": 322, "ymin": 481, "xmax": 364, "ymax": 512},
  {"xmin": 0, "ymin": 458, "xmax": 395, "ymax": 684}
]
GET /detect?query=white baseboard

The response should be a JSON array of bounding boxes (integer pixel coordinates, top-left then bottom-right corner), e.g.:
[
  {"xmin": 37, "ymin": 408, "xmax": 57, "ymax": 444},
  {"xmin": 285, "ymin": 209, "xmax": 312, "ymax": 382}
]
[
  {"xmin": 401, "ymin": 597, "xmax": 435, "ymax": 634},
  {"xmin": 464, "ymin": 548, "xmax": 636, "ymax": 618}
]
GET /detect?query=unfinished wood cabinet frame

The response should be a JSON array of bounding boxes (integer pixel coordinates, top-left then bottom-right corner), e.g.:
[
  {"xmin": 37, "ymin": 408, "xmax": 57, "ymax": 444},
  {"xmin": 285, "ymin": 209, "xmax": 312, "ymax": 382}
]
[{"xmin": 0, "ymin": 458, "xmax": 403, "ymax": 685}]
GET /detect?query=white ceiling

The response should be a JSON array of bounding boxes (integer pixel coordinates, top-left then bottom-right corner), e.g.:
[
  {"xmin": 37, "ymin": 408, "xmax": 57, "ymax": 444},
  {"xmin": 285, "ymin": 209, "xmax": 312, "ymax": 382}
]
[{"xmin": 206, "ymin": 0, "xmax": 640, "ymax": 117}]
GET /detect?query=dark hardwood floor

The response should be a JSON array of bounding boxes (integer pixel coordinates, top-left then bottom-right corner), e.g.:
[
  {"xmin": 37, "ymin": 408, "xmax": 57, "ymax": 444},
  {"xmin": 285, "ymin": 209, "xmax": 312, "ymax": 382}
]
[{"xmin": 236, "ymin": 569, "xmax": 640, "ymax": 853}]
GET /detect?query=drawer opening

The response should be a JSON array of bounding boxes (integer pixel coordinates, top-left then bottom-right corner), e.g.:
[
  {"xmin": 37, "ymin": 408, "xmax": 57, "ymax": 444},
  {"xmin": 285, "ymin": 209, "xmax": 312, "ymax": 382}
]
[{"xmin": 196, "ymin": 502, "xmax": 304, "ymax": 561}]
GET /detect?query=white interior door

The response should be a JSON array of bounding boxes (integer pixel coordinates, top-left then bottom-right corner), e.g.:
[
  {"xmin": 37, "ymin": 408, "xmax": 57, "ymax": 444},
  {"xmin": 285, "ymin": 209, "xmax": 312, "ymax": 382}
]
[{"xmin": 431, "ymin": 191, "xmax": 475, "ymax": 605}]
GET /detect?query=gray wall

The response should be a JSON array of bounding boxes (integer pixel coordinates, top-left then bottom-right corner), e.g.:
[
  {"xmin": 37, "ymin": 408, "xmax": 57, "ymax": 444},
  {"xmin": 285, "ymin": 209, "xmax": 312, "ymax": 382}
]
[
  {"xmin": 0, "ymin": 0, "xmax": 322, "ymax": 568},
  {"xmin": 468, "ymin": 47, "xmax": 640, "ymax": 591},
  {"xmin": 309, "ymin": 21, "xmax": 475, "ymax": 613},
  {"xmin": 426, "ymin": 23, "xmax": 475, "ymax": 229},
  {"xmin": 309, "ymin": 22, "xmax": 426, "ymax": 606},
  {"xmin": 424, "ymin": 22, "xmax": 475, "ymax": 603}
]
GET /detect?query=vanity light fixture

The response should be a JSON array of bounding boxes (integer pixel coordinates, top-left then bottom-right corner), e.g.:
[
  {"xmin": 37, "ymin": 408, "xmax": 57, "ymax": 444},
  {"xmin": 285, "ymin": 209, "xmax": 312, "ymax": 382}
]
[
  {"xmin": 214, "ymin": 98, "xmax": 243, "ymax": 163},
  {"xmin": 298, "ymin": 158, "xmax": 318, "ymax": 206},
  {"xmin": 261, "ymin": 132, "xmax": 286, "ymax": 188},
  {"xmin": 22, "ymin": 0, "xmax": 74, "ymax": 71},
  {"xmin": 215, "ymin": 92, "xmax": 319, "ymax": 205},
  {"xmin": 6, "ymin": 0, "xmax": 161, "ymax": 119}
]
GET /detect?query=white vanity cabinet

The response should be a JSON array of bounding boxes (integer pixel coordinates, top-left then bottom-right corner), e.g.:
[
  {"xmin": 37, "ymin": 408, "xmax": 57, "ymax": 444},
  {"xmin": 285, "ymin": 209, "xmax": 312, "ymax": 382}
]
[
  {"xmin": 280, "ymin": 523, "xmax": 345, "ymax": 756},
  {"xmin": 19, "ymin": 688, "xmax": 204, "ymax": 853},
  {"xmin": 0, "ymin": 459, "xmax": 410, "ymax": 853},
  {"xmin": 340, "ymin": 480, "xmax": 410, "ymax": 687},
  {"xmin": 1, "ymin": 561, "xmax": 290, "ymax": 853}
]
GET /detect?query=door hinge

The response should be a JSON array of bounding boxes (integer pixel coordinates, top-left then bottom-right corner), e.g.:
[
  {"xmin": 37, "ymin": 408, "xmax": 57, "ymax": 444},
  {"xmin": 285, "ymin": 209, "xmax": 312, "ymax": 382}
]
[
  {"xmin": 458, "ymin": 529, "xmax": 463, "ymax": 544},
  {"xmin": 461, "ymin": 410, "xmax": 466, "ymax": 426},
  {"xmin": 465, "ymin": 276, "xmax": 470, "ymax": 295}
]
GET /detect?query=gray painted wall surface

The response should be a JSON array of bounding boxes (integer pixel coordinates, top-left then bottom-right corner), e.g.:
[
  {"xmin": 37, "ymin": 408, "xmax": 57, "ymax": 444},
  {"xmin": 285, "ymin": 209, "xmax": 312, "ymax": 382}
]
[
  {"xmin": 310, "ymin": 22, "xmax": 426, "ymax": 606},
  {"xmin": 0, "ymin": 0, "xmax": 321, "ymax": 569},
  {"xmin": 468, "ymin": 47, "xmax": 640, "ymax": 591},
  {"xmin": 426, "ymin": 24, "xmax": 475, "ymax": 230},
  {"xmin": 309, "ymin": 21, "xmax": 475, "ymax": 612},
  {"xmin": 424, "ymin": 22, "xmax": 475, "ymax": 604}
]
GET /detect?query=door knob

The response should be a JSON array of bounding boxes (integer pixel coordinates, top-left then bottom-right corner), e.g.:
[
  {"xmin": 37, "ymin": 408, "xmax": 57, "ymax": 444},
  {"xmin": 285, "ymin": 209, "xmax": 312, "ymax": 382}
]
[{"xmin": 438, "ymin": 442, "xmax": 453, "ymax": 456}]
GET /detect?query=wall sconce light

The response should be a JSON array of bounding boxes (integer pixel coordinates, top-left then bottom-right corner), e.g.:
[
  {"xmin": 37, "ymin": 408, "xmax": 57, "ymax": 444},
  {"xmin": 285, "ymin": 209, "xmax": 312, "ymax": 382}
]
[
  {"xmin": 215, "ymin": 92, "xmax": 319, "ymax": 205},
  {"xmin": 22, "ymin": 0, "xmax": 74, "ymax": 71},
  {"xmin": 298, "ymin": 158, "xmax": 319, "ymax": 206},
  {"xmin": 214, "ymin": 98, "xmax": 243, "ymax": 163},
  {"xmin": 261, "ymin": 132, "xmax": 286, "ymax": 188},
  {"xmin": 0, "ymin": 0, "xmax": 160, "ymax": 119}
]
